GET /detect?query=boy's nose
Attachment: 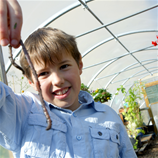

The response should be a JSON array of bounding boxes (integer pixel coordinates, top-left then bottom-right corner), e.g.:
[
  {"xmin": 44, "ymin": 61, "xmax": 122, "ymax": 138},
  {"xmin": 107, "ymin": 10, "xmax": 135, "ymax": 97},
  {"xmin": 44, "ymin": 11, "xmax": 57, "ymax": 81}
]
[{"xmin": 51, "ymin": 73, "xmax": 64, "ymax": 86}]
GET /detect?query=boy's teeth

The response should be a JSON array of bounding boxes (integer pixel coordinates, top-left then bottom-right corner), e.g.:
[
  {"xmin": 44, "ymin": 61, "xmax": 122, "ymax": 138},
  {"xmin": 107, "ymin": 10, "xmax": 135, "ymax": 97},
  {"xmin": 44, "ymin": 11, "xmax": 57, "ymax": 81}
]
[
  {"xmin": 63, "ymin": 89, "xmax": 68, "ymax": 94},
  {"xmin": 55, "ymin": 88, "xmax": 68, "ymax": 95},
  {"xmin": 56, "ymin": 91, "xmax": 62, "ymax": 95}
]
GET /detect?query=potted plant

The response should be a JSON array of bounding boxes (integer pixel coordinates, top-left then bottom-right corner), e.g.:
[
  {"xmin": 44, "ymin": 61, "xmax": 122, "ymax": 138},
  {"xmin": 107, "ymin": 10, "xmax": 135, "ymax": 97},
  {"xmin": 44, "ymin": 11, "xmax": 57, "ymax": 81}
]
[
  {"xmin": 80, "ymin": 83, "xmax": 112, "ymax": 103},
  {"xmin": 91, "ymin": 88, "xmax": 112, "ymax": 103},
  {"xmin": 116, "ymin": 81, "xmax": 145, "ymax": 149}
]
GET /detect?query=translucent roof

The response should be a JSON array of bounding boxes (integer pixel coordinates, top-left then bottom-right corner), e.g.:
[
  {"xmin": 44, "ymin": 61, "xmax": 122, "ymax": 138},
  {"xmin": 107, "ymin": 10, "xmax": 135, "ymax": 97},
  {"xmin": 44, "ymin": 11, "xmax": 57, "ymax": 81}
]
[{"xmin": 1, "ymin": 0, "xmax": 158, "ymax": 111}]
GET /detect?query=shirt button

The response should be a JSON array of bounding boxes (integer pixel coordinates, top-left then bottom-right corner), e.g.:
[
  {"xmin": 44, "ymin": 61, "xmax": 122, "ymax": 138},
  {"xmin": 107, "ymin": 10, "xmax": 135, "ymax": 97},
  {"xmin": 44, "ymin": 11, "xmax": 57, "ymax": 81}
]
[
  {"xmin": 76, "ymin": 135, "xmax": 82, "ymax": 141},
  {"xmin": 98, "ymin": 131, "xmax": 102, "ymax": 136},
  {"xmin": 73, "ymin": 113, "xmax": 77, "ymax": 117}
]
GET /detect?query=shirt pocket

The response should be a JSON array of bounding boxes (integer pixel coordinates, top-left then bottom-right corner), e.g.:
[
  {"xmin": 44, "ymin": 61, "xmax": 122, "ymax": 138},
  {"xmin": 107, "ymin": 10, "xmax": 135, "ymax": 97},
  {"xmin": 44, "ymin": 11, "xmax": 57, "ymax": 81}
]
[
  {"xmin": 22, "ymin": 113, "xmax": 67, "ymax": 158},
  {"xmin": 90, "ymin": 127, "xmax": 120, "ymax": 158}
]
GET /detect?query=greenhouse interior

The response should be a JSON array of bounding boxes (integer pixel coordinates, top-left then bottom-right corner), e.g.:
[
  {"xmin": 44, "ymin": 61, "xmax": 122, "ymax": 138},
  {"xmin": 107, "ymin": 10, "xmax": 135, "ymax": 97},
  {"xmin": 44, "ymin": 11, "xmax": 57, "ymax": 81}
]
[{"xmin": 0, "ymin": 0, "xmax": 158, "ymax": 157}]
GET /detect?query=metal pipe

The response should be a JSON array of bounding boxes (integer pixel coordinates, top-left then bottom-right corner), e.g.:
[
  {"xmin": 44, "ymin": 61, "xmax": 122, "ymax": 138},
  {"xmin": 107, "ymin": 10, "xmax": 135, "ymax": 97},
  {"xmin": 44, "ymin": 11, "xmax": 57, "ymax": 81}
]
[
  {"xmin": 0, "ymin": 46, "xmax": 8, "ymax": 85},
  {"xmin": 82, "ymin": 30, "xmax": 158, "ymax": 58},
  {"xmin": 76, "ymin": 4, "xmax": 158, "ymax": 38},
  {"xmin": 78, "ymin": 0, "xmax": 155, "ymax": 75},
  {"xmin": 95, "ymin": 59, "xmax": 158, "ymax": 81}
]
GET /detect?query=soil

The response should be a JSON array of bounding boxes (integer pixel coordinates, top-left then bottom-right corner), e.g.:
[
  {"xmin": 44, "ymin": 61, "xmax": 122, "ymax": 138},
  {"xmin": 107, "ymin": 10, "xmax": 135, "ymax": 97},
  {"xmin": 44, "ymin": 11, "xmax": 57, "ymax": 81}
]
[{"xmin": 137, "ymin": 136, "xmax": 158, "ymax": 158}]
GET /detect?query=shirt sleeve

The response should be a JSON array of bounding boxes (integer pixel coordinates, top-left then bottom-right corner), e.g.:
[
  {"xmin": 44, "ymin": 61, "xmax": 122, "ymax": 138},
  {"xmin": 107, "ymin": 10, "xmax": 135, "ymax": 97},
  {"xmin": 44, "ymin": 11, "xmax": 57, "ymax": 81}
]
[{"xmin": 0, "ymin": 81, "xmax": 33, "ymax": 151}]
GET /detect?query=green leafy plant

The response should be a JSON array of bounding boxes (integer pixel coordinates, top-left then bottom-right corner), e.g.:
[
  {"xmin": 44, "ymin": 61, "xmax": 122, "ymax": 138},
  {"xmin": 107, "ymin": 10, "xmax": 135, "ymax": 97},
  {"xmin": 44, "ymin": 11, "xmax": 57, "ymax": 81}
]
[
  {"xmin": 81, "ymin": 83, "xmax": 112, "ymax": 103},
  {"xmin": 116, "ymin": 81, "xmax": 145, "ymax": 149},
  {"xmin": 91, "ymin": 88, "xmax": 112, "ymax": 103},
  {"xmin": 80, "ymin": 83, "xmax": 90, "ymax": 93}
]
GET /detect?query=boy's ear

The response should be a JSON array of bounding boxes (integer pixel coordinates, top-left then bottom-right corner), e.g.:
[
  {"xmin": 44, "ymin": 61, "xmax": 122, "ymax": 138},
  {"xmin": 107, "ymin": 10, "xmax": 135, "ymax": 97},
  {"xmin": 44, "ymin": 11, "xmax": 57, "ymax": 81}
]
[
  {"xmin": 27, "ymin": 78, "xmax": 39, "ymax": 91},
  {"xmin": 79, "ymin": 55, "xmax": 83, "ymax": 75}
]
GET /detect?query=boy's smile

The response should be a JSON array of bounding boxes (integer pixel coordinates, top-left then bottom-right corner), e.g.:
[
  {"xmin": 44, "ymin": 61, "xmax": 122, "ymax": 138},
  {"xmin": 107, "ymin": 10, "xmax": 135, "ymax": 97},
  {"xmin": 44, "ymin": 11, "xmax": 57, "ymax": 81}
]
[
  {"xmin": 53, "ymin": 87, "xmax": 69, "ymax": 96},
  {"xmin": 29, "ymin": 52, "xmax": 83, "ymax": 111},
  {"xmin": 52, "ymin": 87, "xmax": 71, "ymax": 100}
]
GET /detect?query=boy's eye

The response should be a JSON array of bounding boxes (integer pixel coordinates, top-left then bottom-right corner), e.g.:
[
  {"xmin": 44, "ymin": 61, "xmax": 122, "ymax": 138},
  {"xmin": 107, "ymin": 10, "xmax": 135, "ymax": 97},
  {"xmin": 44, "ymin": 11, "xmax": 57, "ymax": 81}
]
[
  {"xmin": 60, "ymin": 64, "xmax": 69, "ymax": 69},
  {"xmin": 38, "ymin": 72, "xmax": 49, "ymax": 77}
]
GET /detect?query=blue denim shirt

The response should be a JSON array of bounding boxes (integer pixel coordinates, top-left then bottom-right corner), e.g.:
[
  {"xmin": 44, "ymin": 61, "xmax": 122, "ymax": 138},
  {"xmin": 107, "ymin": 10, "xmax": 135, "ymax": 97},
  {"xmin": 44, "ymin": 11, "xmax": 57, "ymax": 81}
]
[{"xmin": 0, "ymin": 81, "xmax": 137, "ymax": 158}]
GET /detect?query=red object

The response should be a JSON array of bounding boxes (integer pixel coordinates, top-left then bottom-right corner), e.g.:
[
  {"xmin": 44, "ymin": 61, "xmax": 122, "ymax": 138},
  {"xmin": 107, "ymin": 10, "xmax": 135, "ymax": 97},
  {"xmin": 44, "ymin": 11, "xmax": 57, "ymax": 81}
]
[{"xmin": 152, "ymin": 41, "xmax": 157, "ymax": 46}]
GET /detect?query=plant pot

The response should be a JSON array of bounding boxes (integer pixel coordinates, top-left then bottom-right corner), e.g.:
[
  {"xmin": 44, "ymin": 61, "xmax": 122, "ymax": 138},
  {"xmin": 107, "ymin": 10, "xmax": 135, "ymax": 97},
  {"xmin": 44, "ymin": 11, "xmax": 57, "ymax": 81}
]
[
  {"xmin": 136, "ymin": 127, "xmax": 145, "ymax": 137},
  {"xmin": 130, "ymin": 136, "xmax": 142, "ymax": 149},
  {"xmin": 135, "ymin": 127, "xmax": 145, "ymax": 148},
  {"xmin": 136, "ymin": 135, "xmax": 142, "ymax": 148},
  {"xmin": 129, "ymin": 137, "xmax": 136, "ymax": 146},
  {"xmin": 145, "ymin": 125, "xmax": 154, "ymax": 134}
]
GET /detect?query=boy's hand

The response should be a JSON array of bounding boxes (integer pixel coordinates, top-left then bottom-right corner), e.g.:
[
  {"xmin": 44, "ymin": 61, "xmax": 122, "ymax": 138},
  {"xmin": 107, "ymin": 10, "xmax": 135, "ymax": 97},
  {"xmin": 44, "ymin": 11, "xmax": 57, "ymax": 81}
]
[{"xmin": 0, "ymin": 0, "xmax": 23, "ymax": 48}]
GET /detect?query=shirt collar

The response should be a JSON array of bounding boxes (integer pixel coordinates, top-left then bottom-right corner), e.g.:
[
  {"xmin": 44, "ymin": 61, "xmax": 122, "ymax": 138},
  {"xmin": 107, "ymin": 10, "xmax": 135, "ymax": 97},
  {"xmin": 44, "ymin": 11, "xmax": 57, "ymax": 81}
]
[
  {"xmin": 79, "ymin": 91, "xmax": 107, "ymax": 112},
  {"xmin": 48, "ymin": 91, "xmax": 107, "ymax": 112}
]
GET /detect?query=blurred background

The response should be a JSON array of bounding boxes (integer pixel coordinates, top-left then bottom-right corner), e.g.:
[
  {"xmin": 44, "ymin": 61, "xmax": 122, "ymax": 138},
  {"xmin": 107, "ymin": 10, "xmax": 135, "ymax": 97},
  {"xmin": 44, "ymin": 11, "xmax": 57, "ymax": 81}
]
[{"xmin": 0, "ymin": 0, "xmax": 158, "ymax": 157}]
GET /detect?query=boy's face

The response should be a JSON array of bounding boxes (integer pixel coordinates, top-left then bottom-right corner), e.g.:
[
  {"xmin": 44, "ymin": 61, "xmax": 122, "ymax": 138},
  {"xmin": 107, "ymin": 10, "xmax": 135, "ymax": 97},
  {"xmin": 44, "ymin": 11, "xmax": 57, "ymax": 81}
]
[{"xmin": 29, "ymin": 51, "xmax": 83, "ymax": 111}]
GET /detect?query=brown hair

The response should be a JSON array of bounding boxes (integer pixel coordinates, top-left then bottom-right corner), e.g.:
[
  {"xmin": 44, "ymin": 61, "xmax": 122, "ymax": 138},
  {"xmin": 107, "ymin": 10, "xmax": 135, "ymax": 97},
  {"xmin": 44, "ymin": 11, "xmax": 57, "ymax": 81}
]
[{"xmin": 20, "ymin": 27, "xmax": 81, "ymax": 81}]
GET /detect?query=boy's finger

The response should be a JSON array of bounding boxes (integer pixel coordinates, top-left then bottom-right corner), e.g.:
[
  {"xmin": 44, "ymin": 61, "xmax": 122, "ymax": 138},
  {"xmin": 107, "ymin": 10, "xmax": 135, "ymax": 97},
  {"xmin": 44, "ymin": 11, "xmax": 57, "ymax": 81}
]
[
  {"xmin": 0, "ymin": 0, "xmax": 9, "ymax": 46},
  {"xmin": 7, "ymin": 0, "xmax": 23, "ymax": 48}
]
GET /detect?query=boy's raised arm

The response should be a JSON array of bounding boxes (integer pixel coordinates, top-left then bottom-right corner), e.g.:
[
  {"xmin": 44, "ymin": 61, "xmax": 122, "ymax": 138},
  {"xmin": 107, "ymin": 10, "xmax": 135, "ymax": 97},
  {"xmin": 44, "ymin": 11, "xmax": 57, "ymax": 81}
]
[{"xmin": 0, "ymin": 0, "xmax": 23, "ymax": 48}]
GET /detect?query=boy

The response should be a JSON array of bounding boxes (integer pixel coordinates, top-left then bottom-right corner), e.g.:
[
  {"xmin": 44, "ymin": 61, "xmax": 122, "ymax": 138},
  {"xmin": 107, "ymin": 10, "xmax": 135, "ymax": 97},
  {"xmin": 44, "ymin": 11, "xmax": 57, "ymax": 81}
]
[{"xmin": 0, "ymin": 27, "xmax": 137, "ymax": 158}]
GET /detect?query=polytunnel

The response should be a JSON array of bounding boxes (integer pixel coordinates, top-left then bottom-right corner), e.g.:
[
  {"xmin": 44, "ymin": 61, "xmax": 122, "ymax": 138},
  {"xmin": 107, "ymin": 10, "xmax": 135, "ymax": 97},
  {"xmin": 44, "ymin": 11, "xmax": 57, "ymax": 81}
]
[{"xmin": 0, "ymin": 0, "xmax": 158, "ymax": 157}]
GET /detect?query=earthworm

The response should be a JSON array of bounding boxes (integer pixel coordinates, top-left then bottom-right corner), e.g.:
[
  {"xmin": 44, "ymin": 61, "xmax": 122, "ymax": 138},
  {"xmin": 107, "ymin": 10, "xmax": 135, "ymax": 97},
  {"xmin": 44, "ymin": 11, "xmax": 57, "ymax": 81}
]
[
  {"xmin": 8, "ymin": 40, "xmax": 52, "ymax": 130},
  {"xmin": 8, "ymin": 45, "xmax": 25, "ymax": 74}
]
